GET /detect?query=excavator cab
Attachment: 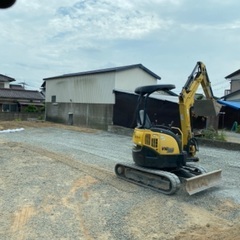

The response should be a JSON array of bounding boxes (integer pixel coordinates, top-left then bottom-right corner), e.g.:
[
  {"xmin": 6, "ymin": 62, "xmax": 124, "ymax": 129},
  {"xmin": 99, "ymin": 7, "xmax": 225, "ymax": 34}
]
[{"xmin": 132, "ymin": 84, "xmax": 187, "ymax": 170}]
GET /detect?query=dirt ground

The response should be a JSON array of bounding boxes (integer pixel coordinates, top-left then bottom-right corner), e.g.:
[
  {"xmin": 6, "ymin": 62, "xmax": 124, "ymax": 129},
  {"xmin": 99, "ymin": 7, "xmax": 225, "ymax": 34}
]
[{"xmin": 1, "ymin": 121, "xmax": 240, "ymax": 240}]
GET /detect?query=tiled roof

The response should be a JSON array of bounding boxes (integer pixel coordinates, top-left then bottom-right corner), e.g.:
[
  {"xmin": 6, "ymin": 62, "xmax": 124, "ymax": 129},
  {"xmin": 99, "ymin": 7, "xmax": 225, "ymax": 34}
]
[
  {"xmin": 0, "ymin": 88, "xmax": 44, "ymax": 100},
  {"xmin": 43, "ymin": 64, "xmax": 161, "ymax": 81}
]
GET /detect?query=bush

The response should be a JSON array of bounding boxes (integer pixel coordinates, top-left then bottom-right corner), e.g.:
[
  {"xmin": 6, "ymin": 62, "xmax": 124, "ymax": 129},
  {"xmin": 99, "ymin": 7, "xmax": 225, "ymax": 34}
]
[
  {"xmin": 201, "ymin": 127, "xmax": 226, "ymax": 141},
  {"xmin": 25, "ymin": 105, "xmax": 38, "ymax": 113},
  {"xmin": 236, "ymin": 125, "xmax": 240, "ymax": 133}
]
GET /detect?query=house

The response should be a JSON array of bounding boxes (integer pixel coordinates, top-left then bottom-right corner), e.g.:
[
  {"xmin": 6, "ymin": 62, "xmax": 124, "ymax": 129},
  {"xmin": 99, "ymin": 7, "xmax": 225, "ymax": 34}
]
[
  {"xmin": 43, "ymin": 64, "xmax": 171, "ymax": 129},
  {"xmin": 0, "ymin": 74, "xmax": 45, "ymax": 113},
  {"xmin": 224, "ymin": 69, "xmax": 240, "ymax": 96},
  {"xmin": 217, "ymin": 69, "xmax": 240, "ymax": 129}
]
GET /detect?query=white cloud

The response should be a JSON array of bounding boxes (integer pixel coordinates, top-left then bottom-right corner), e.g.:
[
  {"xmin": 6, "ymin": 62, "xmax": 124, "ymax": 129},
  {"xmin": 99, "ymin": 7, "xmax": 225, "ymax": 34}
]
[
  {"xmin": 49, "ymin": 0, "xmax": 170, "ymax": 41},
  {"xmin": 0, "ymin": 0, "xmax": 240, "ymax": 97}
]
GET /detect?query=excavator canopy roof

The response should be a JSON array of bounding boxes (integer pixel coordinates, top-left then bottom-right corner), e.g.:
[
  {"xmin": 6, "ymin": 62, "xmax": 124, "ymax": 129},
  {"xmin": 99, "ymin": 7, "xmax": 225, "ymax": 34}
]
[{"xmin": 135, "ymin": 84, "xmax": 176, "ymax": 96}]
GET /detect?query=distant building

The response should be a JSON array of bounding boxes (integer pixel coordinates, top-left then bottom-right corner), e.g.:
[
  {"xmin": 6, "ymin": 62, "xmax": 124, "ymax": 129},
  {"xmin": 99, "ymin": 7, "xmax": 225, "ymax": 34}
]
[
  {"xmin": 0, "ymin": 74, "xmax": 44, "ymax": 113},
  {"xmin": 43, "ymin": 64, "xmax": 179, "ymax": 129},
  {"xmin": 217, "ymin": 69, "xmax": 240, "ymax": 129},
  {"xmin": 225, "ymin": 69, "xmax": 240, "ymax": 96}
]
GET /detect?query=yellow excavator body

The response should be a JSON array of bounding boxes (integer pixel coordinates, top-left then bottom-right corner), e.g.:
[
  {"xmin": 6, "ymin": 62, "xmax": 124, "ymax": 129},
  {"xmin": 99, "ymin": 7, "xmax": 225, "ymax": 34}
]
[
  {"xmin": 132, "ymin": 128, "xmax": 182, "ymax": 155},
  {"xmin": 115, "ymin": 62, "xmax": 222, "ymax": 195}
]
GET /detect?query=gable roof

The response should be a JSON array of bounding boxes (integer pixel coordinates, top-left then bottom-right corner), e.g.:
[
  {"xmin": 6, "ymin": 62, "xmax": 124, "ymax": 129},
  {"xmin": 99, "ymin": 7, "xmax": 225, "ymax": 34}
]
[
  {"xmin": 225, "ymin": 69, "xmax": 240, "ymax": 79},
  {"xmin": 0, "ymin": 74, "xmax": 15, "ymax": 82},
  {"xmin": 0, "ymin": 88, "xmax": 44, "ymax": 101},
  {"xmin": 43, "ymin": 64, "xmax": 161, "ymax": 81}
]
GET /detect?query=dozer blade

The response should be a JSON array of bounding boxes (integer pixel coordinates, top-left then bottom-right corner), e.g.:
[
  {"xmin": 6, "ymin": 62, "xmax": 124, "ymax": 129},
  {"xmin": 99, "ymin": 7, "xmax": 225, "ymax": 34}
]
[{"xmin": 185, "ymin": 169, "xmax": 222, "ymax": 195}]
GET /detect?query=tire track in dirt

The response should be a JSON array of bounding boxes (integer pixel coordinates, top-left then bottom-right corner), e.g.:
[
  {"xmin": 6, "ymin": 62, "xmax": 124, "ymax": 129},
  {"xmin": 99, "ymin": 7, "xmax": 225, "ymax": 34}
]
[
  {"xmin": 11, "ymin": 141, "xmax": 139, "ymax": 194},
  {"xmin": 61, "ymin": 175, "xmax": 99, "ymax": 240},
  {"xmin": 11, "ymin": 206, "xmax": 36, "ymax": 240}
]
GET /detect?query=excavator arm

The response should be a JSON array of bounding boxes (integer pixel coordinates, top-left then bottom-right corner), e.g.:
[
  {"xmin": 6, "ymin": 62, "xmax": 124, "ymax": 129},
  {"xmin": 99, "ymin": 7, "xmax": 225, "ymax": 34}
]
[{"xmin": 179, "ymin": 62, "xmax": 219, "ymax": 156}]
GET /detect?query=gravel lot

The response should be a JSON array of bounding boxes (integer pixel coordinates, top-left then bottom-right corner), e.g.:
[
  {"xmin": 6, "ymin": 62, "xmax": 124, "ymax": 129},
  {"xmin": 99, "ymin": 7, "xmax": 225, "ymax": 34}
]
[{"xmin": 0, "ymin": 121, "xmax": 240, "ymax": 240}]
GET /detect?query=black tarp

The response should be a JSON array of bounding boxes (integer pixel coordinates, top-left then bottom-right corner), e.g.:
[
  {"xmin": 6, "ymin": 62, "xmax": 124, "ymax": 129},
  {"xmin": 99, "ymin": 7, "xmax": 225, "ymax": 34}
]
[
  {"xmin": 113, "ymin": 91, "xmax": 208, "ymax": 130},
  {"xmin": 113, "ymin": 91, "xmax": 180, "ymax": 129}
]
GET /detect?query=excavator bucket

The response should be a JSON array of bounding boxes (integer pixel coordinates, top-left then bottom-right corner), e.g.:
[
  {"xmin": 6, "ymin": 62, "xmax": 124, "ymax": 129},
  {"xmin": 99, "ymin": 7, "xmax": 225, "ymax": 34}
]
[
  {"xmin": 185, "ymin": 169, "xmax": 222, "ymax": 195},
  {"xmin": 193, "ymin": 99, "xmax": 222, "ymax": 117}
]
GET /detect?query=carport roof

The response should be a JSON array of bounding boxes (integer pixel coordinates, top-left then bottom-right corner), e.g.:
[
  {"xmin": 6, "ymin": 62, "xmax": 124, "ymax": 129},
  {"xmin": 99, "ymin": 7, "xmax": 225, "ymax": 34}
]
[
  {"xmin": 217, "ymin": 100, "xmax": 240, "ymax": 110},
  {"xmin": 114, "ymin": 89, "xmax": 179, "ymax": 104}
]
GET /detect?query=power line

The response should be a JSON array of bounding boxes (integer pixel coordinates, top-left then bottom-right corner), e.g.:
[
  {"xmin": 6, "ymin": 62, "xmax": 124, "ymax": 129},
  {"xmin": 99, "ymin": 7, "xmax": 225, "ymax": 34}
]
[{"xmin": 211, "ymin": 80, "xmax": 229, "ymax": 87}]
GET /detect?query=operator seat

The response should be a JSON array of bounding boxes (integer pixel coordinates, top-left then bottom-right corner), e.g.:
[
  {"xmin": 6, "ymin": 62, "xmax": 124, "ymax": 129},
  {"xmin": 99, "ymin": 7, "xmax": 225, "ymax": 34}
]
[
  {"xmin": 138, "ymin": 110, "xmax": 152, "ymax": 129},
  {"xmin": 138, "ymin": 110, "xmax": 183, "ymax": 152}
]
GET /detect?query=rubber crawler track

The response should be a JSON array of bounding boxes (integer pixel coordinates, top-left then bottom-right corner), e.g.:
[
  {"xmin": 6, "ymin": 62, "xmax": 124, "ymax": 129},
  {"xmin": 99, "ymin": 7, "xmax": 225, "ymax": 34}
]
[{"xmin": 115, "ymin": 163, "xmax": 181, "ymax": 195}]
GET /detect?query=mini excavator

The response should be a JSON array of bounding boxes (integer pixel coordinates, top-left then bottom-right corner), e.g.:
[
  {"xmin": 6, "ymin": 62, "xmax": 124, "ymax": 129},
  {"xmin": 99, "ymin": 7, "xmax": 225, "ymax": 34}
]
[{"xmin": 115, "ymin": 62, "xmax": 222, "ymax": 195}]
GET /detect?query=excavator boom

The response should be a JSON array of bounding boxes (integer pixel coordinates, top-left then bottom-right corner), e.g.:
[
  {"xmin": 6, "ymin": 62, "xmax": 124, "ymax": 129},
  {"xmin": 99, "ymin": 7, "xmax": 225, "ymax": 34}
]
[{"xmin": 179, "ymin": 61, "xmax": 221, "ymax": 155}]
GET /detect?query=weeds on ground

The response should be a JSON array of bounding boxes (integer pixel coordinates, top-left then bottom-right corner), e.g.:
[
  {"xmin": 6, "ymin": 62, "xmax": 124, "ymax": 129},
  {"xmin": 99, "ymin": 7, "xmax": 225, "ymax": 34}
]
[
  {"xmin": 201, "ymin": 127, "xmax": 226, "ymax": 141},
  {"xmin": 236, "ymin": 125, "xmax": 240, "ymax": 133}
]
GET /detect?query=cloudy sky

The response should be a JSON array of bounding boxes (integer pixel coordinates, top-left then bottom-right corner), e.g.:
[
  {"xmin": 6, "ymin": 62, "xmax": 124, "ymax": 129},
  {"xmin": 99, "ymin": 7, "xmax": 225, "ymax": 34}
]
[{"xmin": 1, "ymin": 0, "xmax": 240, "ymax": 96}]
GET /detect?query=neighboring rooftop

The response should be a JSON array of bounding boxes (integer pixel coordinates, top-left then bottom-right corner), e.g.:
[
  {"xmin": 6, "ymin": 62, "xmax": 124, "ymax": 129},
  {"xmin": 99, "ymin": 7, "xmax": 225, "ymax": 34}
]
[
  {"xmin": 0, "ymin": 74, "xmax": 15, "ymax": 82},
  {"xmin": 10, "ymin": 84, "xmax": 24, "ymax": 90},
  {"xmin": 0, "ymin": 88, "xmax": 44, "ymax": 100},
  {"xmin": 43, "ymin": 64, "xmax": 161, "ymax": 81},
  {"xmin": 225, "ymin": 69, "xmax": 240, "ymax": 79},
  {"xmin": 220, "ymin": 89, "xmax": 240, "ymax": 101}
]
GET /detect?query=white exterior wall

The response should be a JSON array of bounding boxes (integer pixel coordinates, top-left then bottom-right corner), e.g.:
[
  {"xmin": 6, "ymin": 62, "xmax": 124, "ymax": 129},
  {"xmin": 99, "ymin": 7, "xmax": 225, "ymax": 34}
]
[
  {"xmin": 115, "ymin": 68, "xmax": 157, "ymax": 91},
  {"xmin": 0, "ymin": 82, "xmax": 10, "ymax": 88},
  {"xmin": 45, "ymin": 67, "xmax": 159, "ymax": 105},
  {"xmin": 4, "ymin": 82, "xmax": 10, "ymax": 88},
  {"xmin": 231, "ymin": 79, "xmax": 240, "ymax": 92},
  {"xmin": 46, "ymin": 72, "xmax": 115, "ymax": 104}
]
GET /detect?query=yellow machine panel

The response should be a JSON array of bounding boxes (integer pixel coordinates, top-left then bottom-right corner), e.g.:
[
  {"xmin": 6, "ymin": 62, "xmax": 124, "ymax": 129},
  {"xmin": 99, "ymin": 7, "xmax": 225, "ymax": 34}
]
[{"xmin": 133, "ymin": 128, "xmax": 181, "ymax": 155}]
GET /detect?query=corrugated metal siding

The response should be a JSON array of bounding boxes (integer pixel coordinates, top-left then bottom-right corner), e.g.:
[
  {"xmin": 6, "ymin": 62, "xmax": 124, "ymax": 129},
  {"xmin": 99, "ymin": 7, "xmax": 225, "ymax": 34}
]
[
  {"xmin": 115, "ymin": 68, "xmax": 157, "ymax": 91},
  {"xmin": 46, "ymin": 72, "xmax": 115, "ymax": 104}
]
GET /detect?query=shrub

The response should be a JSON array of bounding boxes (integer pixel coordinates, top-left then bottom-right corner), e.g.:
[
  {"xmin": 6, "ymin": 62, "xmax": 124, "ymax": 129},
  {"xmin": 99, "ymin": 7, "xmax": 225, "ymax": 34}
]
[
  {"xmin": 201, "ymin": 127, "xmax": 226, "ymax": 141},
  {"xmin": 236, "ymin": 125, "xmax": 240, "ymax": 133},
  {"xmin": 25, "ymin": 105, "xmax": 38, "ymax": 113}
]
